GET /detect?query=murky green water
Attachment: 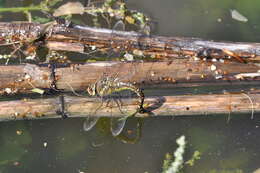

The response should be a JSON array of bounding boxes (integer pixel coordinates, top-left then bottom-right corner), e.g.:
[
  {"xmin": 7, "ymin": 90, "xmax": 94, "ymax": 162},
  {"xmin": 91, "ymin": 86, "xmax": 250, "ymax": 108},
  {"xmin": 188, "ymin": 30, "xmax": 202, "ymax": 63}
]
[{"xmin": 1, "ymin": 0, "xmax": 260, "ymax": 173}]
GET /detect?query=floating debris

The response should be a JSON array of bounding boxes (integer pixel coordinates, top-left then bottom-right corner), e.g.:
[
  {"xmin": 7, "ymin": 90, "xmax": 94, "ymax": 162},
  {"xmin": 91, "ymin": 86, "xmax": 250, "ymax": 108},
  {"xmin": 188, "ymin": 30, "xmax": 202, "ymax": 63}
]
[
  {"xmin": 24, "ymin": 74, "xmax": 31, "ymax": 80},
  {"xmin": 31, "ymin": 88, "xmax": 45, "ymax": 95},
  {"xmin": 25, "ymin": 55, "xmax": 36, "ymax": 60},
  {"xmin": 4, "ymin": 88, "xmax": 12, "ymax": 94},
  {"xmin": 211, "ymin": 58, "xmax": 217, "ymax": 62},
  {"xmin": 13, "ymin": 161, "xmax": 20, "ymax": 166},
  {"xmin": 133, "ymin": 49, "xmax": 144, "ymax": 57},
  {"xmin": 219, "ymin": 59, "xmax": 225, "ymax": 63},
  {"xmin": 234, "ymin": 72, "xmax": 260, "ymax": 79},
  {"xmin": 124, "ymin": 53, "xmax": 134, "ymax": 61},
  {"xmin": 230, "ymin": 9, "xmax": 248, "ymax": 22},
  {"xmin": 90, "ymin": 45, "xmax": 96, "ymax": 51},
  {"xmin": 215, "ymin": 75, "xmax": 223, "ymax": 80},
  {"xmin": 193, "ymin": 56, "xmax": 200, "ymax": 61},
  {"xmin": 210, "ymin": 64, "xmax": 217, "ymax": 71},
  {"xmin": 16, "ymin": 130, "xmax": 22, "ymax": 135}
]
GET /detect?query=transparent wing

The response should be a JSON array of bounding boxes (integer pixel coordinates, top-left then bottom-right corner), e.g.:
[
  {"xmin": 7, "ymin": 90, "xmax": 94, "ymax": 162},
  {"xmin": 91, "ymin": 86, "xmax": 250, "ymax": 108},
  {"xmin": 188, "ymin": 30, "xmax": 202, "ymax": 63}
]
[
  {"xmin": 110, "ymin": 117, "xmax": 127, "ymax": 136},
  {"xmin": 83, "ymin": 116, "xmax": 99, "ymax": 131},
  {"xmin": 83, "ymin": 96, "xmax": 103, "ymax": 131},
  {"xmin": 115, "ymin": 88, "xmax": 141, "ymax": 115},
  {"xmin": 101, "ymin": 97, "xmax": 126, "ymax": 136},
  {"xmin": 105, "ymin": 20, "xmax": 126, "ymax": 58},
  {"xmin": 139, "ymin": 23, "xmax": 151, "ymax": 36},
  {"xmin": 113, "ymin": 20, "xmax": 125, "ymax": 31},
  {"xmin": 108, "ymin": 88, "xmax": 141, "ymax": 136}
]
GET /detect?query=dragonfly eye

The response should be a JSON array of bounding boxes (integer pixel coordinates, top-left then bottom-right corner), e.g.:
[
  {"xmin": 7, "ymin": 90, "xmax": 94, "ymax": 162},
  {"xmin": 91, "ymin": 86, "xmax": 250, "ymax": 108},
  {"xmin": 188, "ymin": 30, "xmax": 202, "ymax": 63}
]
[{"xmin": 87, "ymin": 84, "xmax": 96, "ymax": 96}]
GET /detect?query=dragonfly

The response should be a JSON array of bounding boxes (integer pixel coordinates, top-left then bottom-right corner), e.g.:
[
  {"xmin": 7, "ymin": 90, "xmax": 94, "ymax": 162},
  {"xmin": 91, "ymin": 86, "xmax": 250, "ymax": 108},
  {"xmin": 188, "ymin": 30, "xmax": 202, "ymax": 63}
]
[
  {"xmin": 81, "ymin": 18, "xmax": 147, "ymax": 136},
  {"xmin": 83, "ymin": 75, "xmax": 145, "ymax": 136}
]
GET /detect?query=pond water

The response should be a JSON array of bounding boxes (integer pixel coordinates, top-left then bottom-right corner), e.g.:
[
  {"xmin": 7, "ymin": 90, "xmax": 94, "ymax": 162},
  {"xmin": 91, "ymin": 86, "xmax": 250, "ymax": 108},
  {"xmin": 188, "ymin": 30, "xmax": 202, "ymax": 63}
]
[{"xmin": 1, "ymin": 0, "xmax": 260, "ymax": 173}]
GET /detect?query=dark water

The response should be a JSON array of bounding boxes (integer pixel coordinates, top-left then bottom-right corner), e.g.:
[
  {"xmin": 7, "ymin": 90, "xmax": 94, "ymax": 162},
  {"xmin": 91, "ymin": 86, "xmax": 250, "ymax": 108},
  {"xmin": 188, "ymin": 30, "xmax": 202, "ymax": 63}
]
[{"xmin": 1, "ymin": 0, "xmax": 260, "ymax": 173}]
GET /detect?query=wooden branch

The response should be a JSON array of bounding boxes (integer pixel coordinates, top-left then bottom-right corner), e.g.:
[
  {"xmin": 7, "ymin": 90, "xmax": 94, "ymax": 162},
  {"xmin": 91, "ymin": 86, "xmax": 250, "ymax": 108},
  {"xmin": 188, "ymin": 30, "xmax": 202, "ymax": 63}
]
[
  {"xmin": 1, "ymin": 60, "xmax": 260, "ymax": 94},
  {"xmin": 0, "ymin": 93, "xmax": 259, "ymax": 121},
  {"xmin": 0, "ymin": 22, "xmax": 260, "ymax": 62},
  {"xmin": 47, "ymin": 25, "xmax": 260, "ymax": 62}
]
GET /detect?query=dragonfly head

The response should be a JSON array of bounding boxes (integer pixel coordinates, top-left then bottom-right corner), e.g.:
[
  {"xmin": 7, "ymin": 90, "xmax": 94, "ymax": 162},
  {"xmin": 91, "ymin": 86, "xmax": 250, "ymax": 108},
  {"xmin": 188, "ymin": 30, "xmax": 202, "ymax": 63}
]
[{"xmin": 87, "ymin": 83, "xmax": 96, "ymax": 96}]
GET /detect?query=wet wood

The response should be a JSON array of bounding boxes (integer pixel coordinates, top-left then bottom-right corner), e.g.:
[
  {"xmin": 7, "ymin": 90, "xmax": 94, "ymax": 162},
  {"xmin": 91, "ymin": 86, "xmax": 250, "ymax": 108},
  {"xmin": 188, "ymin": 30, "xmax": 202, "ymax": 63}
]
[
  {"xmin": 45, "ymin": 25, "xmax": 260, "ymax": 62},
  {"xmin": 0, "ymin": 64, "xmax": 51, "ymax": 94},
  {"xmin": 0, "ymin": 60, "xmax": 260, "ymax": 95},
  {"xmin": 0, "ymin": 22, "xmax": 260, "ymax": 62},
  {"xmin": 0, "ymin": 93, "xmax": 259, "ymax": 121}
]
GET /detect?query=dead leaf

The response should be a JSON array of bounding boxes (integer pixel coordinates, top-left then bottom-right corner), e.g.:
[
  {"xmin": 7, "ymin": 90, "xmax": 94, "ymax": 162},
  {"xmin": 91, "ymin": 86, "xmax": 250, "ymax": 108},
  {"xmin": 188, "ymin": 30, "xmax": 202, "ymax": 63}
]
[
  {"xmin": 53, "ymin": 2, "xmax": 85, "ymax": 17},
  {"xmin": 230, "ymin": 9, "xmax": 248, "ymax": 22}
]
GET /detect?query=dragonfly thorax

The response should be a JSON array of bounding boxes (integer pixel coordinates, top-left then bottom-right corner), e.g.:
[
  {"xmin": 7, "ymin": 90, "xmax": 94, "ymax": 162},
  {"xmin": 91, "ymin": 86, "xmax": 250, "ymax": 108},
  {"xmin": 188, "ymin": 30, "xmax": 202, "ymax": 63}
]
[{"xmin": 87, "ymin": 77, "xmax": 138, "ymax": 98}]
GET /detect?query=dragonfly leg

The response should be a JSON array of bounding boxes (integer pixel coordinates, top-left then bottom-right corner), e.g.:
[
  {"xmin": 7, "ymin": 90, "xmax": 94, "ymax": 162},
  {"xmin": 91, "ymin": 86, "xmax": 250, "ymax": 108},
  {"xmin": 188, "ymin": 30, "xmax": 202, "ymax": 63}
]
[
  {"xmin": 137, "ymin": 88, "xmax": 146, "ymax": 114},
  {"xmin": 114, "ymin": 97, "xmax": 124, "ymax": 115},
  {"xmin": 113, "ymin": 97, "xmax": 134, "ymax": 118}
]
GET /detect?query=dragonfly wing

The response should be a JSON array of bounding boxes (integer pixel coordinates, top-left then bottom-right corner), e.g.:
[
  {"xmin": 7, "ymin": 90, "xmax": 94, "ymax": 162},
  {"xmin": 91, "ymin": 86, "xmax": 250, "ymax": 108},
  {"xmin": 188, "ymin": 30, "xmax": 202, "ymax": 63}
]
[
  {"xmin": 110, "ymin": 117, "xmax": 127, "ymax": 137},
  {"xmin": 83, "ymin": 95, "xmax": 104, "ymax": 131},
  {"xmin": 113, "ymin": 20, "xmax": 125, "ymax": 31},
  {"xmin": 83, "ymin": 116, "xmax": 99, "ymax": 131},
  {"xmin": 109, "ymin": 89, "xmax": 139, "ymax": 136}
]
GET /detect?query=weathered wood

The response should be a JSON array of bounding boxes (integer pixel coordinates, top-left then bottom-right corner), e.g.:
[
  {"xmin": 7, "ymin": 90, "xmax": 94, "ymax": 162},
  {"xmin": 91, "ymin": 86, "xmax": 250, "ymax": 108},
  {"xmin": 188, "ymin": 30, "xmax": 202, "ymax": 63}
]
[
  {"xmin": 0, "ymin": 64, "xmax": 51, "ymax": 94},
  {"xmin": 46, "ymin": 25, "xmax": 260, "ymax": 61},
  {"xmin": 0, "ymin": 93, "xmax": 259, "ymax": 121},
  {"xmin": 0, "ymin": 22, "xmax": 260, "ymax": 62},
  {"xmin": 0, "ymin": 61, "xmax": 260, "ymax": 94}
]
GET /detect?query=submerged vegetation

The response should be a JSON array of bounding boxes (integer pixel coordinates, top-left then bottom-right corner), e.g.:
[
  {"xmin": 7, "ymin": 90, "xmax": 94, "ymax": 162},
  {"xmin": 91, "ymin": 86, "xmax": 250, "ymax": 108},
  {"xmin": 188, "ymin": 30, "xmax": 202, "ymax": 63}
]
[{"xmin": 162, "ymin": 136, "xmax": 201, "ymax": 173}]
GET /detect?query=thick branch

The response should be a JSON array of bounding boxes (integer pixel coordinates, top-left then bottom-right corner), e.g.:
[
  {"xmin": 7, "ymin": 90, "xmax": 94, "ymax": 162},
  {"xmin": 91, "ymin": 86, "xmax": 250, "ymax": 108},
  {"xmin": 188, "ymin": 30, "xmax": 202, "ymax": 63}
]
[
  {"xmin": 0, "ymin": 61, "xmax": 259, "ymax": 94},
  {"xmin": 0, "ymin": 22, "xmax": 260, "ymax": 62},
  {"xmin": 0, "ymin": 93, "xmax": 258, "ymax": 121}
]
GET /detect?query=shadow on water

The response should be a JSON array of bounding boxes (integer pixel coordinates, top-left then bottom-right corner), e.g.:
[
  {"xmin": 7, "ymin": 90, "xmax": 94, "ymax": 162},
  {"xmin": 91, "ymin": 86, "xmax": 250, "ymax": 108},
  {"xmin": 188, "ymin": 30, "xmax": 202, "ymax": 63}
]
[{"xmin": 1, "ymin": 0, "xmax": 260, "ymax": 172}]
